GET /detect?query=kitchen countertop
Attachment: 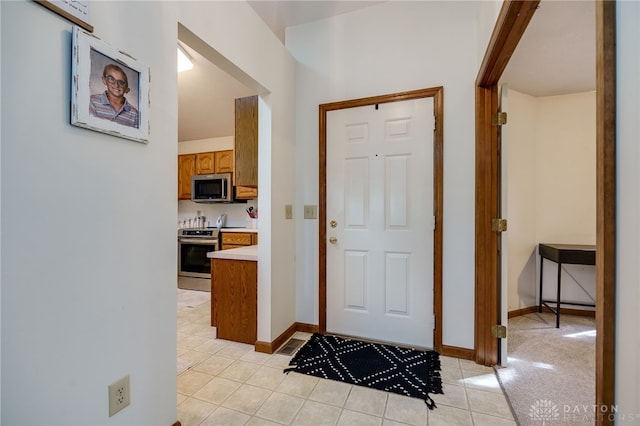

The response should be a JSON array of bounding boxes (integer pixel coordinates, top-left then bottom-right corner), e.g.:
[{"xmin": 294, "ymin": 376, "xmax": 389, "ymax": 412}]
[
  {"xmin": 220, "ymin": 227, "xmax": 258, "ymax": 233},
  {"xmin": 208, "ymin": 245, "xmax": 257, "ymax": 261}
]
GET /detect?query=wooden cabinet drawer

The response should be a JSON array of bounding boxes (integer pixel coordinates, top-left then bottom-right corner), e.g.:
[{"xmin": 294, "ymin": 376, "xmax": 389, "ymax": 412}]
[
  {"xmin": 235, "ymin": 185, "xmax": 257, "ymax": 200},
  {"xmin": 222, "ymin": 233, "xmax": 253, "ymax": 246}
]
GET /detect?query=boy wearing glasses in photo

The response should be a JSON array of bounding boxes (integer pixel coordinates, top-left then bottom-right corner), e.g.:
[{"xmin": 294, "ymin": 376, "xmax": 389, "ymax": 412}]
[{"xmin": 89, "ymin": 64, "xmax": 139, "ymax": 128}]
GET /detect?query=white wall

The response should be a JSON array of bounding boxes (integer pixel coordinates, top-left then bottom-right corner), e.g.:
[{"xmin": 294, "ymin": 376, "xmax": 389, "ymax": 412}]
[
  {"xmin": 616, "ymin": 1, "xmax": 640, "ymax": 422},
  {"xmin": 477, "ymin": 0, "xmax": 503, "ymax": 66},
  {"xmin": 287, "ymin": 1, "xmax": 480, "ymax": 349},
  {"xmin": 535, "ymin": 92, "xmax": 596, "ymax": 245},
  {"xmin": 536, "ymin": 93, "xmax": 596, "ymax": 309},
  {"xmin": 178, "ymin": 136, "xmax": 234, "ymax": 154},
  {"xmin": 0, "ymin": 1, "xmax": 295, "ymax": 424},
  {"xmin": 505, "ymin": 90, "xmax": 596, "ymax": 311},
  {"xmin": 1, "ymin": 2, "xmax": 176, "ymax": 424}
]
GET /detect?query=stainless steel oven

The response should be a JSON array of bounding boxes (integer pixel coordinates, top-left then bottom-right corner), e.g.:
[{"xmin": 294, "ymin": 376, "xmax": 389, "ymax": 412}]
[{"xmin": 178, "ymin": 228, "xmax": 219, "ymax": 291}]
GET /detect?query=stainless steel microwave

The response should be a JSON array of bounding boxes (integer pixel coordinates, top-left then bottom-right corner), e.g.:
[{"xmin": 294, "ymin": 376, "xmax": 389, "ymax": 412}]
[{"xmin": 191, "ymin": 173, "xmax": 232, "ymax": 203}]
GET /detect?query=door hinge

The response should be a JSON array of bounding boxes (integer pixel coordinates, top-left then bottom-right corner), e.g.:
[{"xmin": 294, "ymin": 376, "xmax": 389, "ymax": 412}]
[
  {"xmin": 491, "ymin": 218, "xmax": 508, "ymax": 232},
  {"xmin": 492, "ymin": 112, "xmax": 508, "ymax": 126},
  {"xmin": 492, "ymin": 324, "xmax": 507, "ymax": 339}
]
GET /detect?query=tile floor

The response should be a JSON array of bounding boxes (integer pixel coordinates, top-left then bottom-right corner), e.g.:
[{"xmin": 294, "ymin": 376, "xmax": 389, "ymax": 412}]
[{"xmin": 177, "ymin": 290, "xmax": 516, "ymax": 426}]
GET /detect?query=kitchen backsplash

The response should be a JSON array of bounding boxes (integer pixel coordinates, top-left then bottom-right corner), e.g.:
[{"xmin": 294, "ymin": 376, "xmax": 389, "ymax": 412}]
[{"xmin": 178, "ymin": 200, "xmax": 257, "ymax": 228}]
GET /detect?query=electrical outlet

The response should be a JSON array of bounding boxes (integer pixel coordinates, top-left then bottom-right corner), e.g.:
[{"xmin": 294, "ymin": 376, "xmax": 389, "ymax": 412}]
[
  {"xmin": 304, "ymin": 204, "xmax": 317, "ymax": 219},
  {"xmin": 108, "ymin": 375, "xmax": 131, "ymax": 417},
  {"xmin": 285, "ymin": 204, "xmax": 293, "ymax": 219}
]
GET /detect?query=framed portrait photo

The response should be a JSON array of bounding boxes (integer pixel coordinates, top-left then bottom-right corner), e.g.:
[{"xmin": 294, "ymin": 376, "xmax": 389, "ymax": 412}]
[{"xmin": 71, "ymin": 26, "xmax": 150, "ymax": 144}]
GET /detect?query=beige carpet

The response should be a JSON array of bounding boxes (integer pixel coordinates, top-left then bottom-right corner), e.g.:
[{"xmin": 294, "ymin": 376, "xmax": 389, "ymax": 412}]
[{"xmin": 495, "ymin": 312, "xmax": 595, "ymax": 426}]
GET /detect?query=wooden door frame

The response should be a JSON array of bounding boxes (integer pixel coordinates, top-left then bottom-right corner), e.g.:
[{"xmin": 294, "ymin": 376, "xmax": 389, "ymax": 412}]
[
  {"xmin": 319, "ymin": 87, "xmax": 444, "ymax": 352},
  {"xmin": 474, "ymin": 1, "xmax": 616, "ymax": 424},
  {"xmin": 474, "ymin": 0, "xmax": 540, "ymax": 368}
]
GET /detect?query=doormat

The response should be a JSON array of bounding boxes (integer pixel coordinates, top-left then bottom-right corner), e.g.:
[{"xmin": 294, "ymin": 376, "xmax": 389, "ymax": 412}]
[
  {"xmin": 284, "ymin": 333, "xmax": 443, "ymax": 409},
  {"xmin": 276, "ymin": 338, "xmax": 306, "ymax": 356}
]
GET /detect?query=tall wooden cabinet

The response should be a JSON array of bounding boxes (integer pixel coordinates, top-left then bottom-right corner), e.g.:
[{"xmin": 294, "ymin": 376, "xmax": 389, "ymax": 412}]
[
  {"xmin": 178, "ymin": 154, "xmax": 196, "ymax": 200},
  {"xmin": 235, "ymin": 95, "xmax": 258, "ymax": 189}
]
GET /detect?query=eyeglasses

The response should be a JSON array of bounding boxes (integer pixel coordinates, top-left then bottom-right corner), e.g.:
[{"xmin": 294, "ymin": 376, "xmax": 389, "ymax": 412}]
[{"xmin": 104, "ymin": 74, "xmax": 128, "ymax": 88}]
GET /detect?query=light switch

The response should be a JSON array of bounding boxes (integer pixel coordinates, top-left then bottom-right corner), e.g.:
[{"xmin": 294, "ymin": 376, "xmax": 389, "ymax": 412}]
[{"xmin": 304, "ymin": 205, "xmax": 317, "ymax": 219}]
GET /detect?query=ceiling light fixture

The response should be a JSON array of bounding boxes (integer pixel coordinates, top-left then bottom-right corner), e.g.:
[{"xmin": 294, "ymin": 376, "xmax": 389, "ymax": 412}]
[{"xmin": 177, "ymin": 45, "xmax": 193, "ymax": 72}]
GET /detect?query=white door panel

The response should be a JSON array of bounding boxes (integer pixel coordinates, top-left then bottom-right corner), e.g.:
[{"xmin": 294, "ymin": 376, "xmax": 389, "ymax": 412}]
[{"xmin": 326, "ymin": 98, "xmax": 434, "ymax": 348}]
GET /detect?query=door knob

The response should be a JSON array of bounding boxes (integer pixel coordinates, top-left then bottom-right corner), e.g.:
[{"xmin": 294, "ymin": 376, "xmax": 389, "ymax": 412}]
[{"xmin": 329, "ymin": 236, "xmax": 338, "ymax": 244}]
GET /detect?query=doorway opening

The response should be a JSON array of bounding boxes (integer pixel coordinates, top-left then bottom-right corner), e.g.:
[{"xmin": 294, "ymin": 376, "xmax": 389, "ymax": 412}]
[{"xmin": 473, "ymin": 1, "xmax": 616, "ymax": 423}]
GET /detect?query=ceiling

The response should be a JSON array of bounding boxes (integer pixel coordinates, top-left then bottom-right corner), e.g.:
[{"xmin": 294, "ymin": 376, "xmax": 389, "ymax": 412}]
[
  {"xmin": 246, "ymin": 1, "xmax": 386, "ymax": 42},
  {"xmin": 177, "ymin": 42, "xmax": 255, "ymax": 142},
  {"xmin": 177, "ymin": 0, "xmax": 595, "ymax": 142},
  {"xmin": 500, "ymin": 0, "xmax": 595, "ymax": 97}
]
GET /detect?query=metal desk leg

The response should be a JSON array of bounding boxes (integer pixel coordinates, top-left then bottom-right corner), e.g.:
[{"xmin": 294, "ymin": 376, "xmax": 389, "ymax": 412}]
[{"xmin": 556, "ymin": 262, "xmax": 562, "ymax": 328}]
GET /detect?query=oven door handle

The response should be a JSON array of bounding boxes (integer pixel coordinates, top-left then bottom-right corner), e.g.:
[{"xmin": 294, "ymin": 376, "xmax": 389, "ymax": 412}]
[{"xmin": 178, "ymin": 239, "xmax": 219, "ymax": 245}]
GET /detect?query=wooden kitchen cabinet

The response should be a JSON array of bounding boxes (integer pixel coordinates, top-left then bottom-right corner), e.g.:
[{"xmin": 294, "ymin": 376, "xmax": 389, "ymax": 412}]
[
  {"xmin": 211, "ymin": 258, "xmax": 257, "ymax": 344},
  {"xmin": 178, "ymin": 154, "xmax": 196, "ymax": 200},
  {"xmin": 234, "ymin": 95, "xmax": 258, "ymax": 188},
  {"xmin": 194, "ymin": 151, "xmax": 233, "ymax": 175},
  {"xmin": 178, "ymin": 150, "xmax": 235, "ymax": 200},
  {"xmin": 195, "ymin": 152, "xmax": 215, "ymax": 174},
  {"xmin": 221, "ymin": 232, "xmax": 257, "ymax": 250},
  {"xmin": 214, "ymin": 150, "xmax": 234, "ymax": 173},
  {"xmin": 235, "ymin": 185, "xmax": 258, "ymax": 200}
]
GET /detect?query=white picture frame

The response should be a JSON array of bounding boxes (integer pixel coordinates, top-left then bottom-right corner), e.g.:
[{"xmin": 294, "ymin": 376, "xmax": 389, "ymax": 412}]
[{"xmin": 71, "ymin": 26, "xmax": 150, "ymax": 144}]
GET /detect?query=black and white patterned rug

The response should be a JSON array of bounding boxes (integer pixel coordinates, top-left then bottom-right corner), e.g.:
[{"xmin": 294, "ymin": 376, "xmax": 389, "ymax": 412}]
[{"xmin": 284, "ymin": 333, "xmax": 443, "ymax": 409}]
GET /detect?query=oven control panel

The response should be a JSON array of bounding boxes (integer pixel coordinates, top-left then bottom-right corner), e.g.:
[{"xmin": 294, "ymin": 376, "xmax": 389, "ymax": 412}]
[{"xmin": 179, "ymin": 229, "xmax": 219, "ymax": 238}]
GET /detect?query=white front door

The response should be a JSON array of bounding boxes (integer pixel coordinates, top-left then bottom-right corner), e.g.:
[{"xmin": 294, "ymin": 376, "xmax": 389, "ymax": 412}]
[{"xmin": 326, "ymin": 97, "xmax": 435, "ymax": 348}]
